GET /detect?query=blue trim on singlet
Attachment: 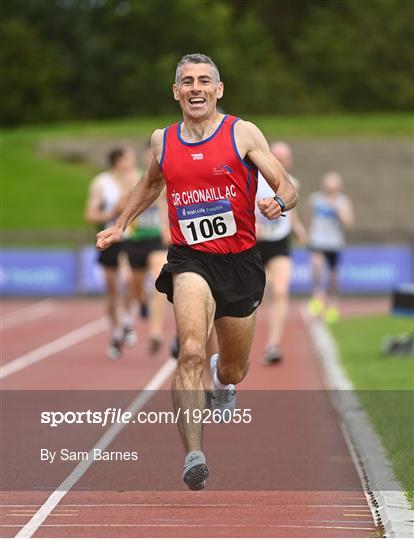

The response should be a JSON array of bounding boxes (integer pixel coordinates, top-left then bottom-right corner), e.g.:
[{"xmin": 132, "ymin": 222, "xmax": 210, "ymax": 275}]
[
  {"xmin": 176, "ymin": 114, "xmax": 228, "ymax": 146},
  {"xmin": 159, "ymin": 127, "xmax": 169, "ymax": 170},
  {"xmin": 252, "ymin": 167, "xmax": 258, "ymax": 193},
  {"xmin": 247, "ymin": 170, "xmax": 252, "ymax": 190},
  {"xmin": 231, "ymin": 118, "xmax": 253, "ymax": 170}
]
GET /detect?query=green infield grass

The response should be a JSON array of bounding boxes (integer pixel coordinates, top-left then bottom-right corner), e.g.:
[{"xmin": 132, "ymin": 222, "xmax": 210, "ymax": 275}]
[{"xmin": 331, "ymin": 313, "xmax": 414, "ymax": 506}]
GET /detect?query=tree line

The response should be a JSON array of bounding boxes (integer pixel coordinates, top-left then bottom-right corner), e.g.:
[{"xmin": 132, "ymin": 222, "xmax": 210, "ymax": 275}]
[{"xmin": 1, "ymin": 0, "xmax": 412, "ymax": 126}]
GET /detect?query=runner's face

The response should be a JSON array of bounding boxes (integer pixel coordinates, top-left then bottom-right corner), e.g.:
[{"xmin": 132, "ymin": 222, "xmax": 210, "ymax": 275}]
[
  {"xmin": 173, "ymin": 63, "xmax": 223, "ymax": 120},
  {"xmin": 322, "ymin": 173, "xmax": 342, "ymax": 195},
  {"xmin": 116, "ymin": 149, "xmax": 136, "ymax": 173}
]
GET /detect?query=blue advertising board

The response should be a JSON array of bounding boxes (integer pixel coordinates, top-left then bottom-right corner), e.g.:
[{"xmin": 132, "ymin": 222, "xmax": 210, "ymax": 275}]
[
  {"xmin": 1, "ymin": 250, "xmax": 77, "ymax": 296},
  {"xmin": 78, "ymin": 246, "xmax": 105, "ymax": 294},
  {"xmin": 1, "ymin": 245, "xmax": 412, "ymax": 296},
  {"xmin": 291, "ymin": 245, "xmax": 413, "ymax": 293}
]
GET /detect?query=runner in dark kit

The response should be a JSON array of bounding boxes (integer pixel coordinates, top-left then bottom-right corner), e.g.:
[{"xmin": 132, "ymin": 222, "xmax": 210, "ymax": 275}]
[{"xmin": 97, "ymin": 54, "xmax": 298, "ymax": 490}]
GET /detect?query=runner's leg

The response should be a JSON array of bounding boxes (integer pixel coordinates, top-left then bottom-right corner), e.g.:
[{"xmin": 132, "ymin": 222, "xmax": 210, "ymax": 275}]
[
  {"xmin": 311, "ymin": 251, "xmax": 325, "ymax": 299},
  {"xmin": 325, "ymin": 258, "xmax": 341, "ymax": 323},
  {"xmin": 204, "ymin": 330, "xmax": 218, "ymax": 390},
  {"xmin": 214, "ymin": 312, "xmax": 256, "ymax": 385},
  {"xmin": 131, "ymin": 268, "xmax": 147, "ymax": 306},
  {"xmin": 103, "ymin": 267, "xmax": 120, "ymax": 334},
  {"xmin": 266, "ymin": 255, "xmax": 291, "ymax": 347},
  {"xmin": 172, "ymin": 272, "xmax": 216, "ymax": 452},
  {"xmin": 148, "ymin": 250, "xmax": 168, "ymax": 349},
  {"xmin": 119, "ymin": 252, "xmax": 136, "ymax": 342},
  {"xmin": 327, "ymin": 267, "xmax": 339, "ymax": 302}
]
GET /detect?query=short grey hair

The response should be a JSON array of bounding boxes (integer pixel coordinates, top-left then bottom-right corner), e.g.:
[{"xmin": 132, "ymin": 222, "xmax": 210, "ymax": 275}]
[{"xmin": 175, "ymin": 53, "xmax": 221, "ymax": 84}]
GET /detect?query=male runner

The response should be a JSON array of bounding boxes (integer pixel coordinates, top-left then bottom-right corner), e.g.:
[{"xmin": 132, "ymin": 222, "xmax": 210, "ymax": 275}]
[
  {"xmin": 307, "ymin": 171, "xmax": 354, "ymax": 323},
  {"xmin": 85, "ymin": 147, "xmax": 137, "ymax": 359},
  {"xmin": 124, "ymin": 141, "xmax": 169, "ymax": 353},
  {"xmin": 256, "ymin": 142, "xmax": 307, "ymax": 364},
  {"xmin": 97, "ymin": 54, "xmax": 298, "ymax": 489}
]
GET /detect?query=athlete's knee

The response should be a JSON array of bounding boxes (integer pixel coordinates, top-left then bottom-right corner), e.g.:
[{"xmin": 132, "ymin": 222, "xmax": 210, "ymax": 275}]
[
  {"xmin": 179, "ymin": 338, "xmax": 205, "ymax": 371},
  {"xmin": 218, "ymin": 361, "xmax": 249, "ymax": 385}
]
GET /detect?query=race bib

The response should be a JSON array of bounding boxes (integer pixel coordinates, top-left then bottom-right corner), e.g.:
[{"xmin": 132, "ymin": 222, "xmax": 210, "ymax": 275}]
[{"xmin": 177, "ymin": 199, "xmax": 237, "ymax": 245}]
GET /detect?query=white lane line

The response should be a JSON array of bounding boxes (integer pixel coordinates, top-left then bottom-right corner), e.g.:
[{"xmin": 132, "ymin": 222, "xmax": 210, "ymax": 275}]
[
  {"xmin": 1, "ymin": 503, "xmax": 371, "ymax": 508},
  {"xmin": 0, "ymin": 317, "xmax": 107, "ymax": 379},
  {"xmin": 9, "ymin": 524, "xmax": 379, "ymax": 530},
  {"xmin": 1, "ymin": 299, "xmax": 56, "ymax": 330},
  {"xmin": 15, "ymin": 358, "xmax": 176, "ymax": 539}
]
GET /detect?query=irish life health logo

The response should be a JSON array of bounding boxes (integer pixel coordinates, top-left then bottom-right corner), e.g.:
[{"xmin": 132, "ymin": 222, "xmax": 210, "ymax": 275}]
[{"xmin": 213, "ymin": 163, "xmax": 233, "ymax": 176}]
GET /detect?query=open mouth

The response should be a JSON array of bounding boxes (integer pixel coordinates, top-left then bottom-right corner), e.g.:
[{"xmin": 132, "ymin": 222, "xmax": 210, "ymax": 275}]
[{"xmin": 189, "ymin": 97, "xmax": 206, "ymax": 105}]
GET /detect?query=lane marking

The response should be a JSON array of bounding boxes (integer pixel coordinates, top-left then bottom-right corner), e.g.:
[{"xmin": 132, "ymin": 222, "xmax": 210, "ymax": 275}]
[
  {"xmin": 2, "ymin": 299, "xmax": 50, "ymax": 317},
  {"xmin": 1, "ymin": 503, "xmax": 371, "ymax": 508},
  {"xmin": 344, "ymin": 514, "xmax": 375, "ymax": 518},
  {"xmin": 15, "ymin": 358, "xmax": 176, "ymax": 539},
  {"xmin": 8, "ymin": 524, "xmax": 379, "ymax": 530},
  {"xmin": 1, "ymin": 299, "xmax": 55, "ymax": 330},
  {"xmin": 0, "ymin": 317, "xmax": 107, "ymax": 379}
]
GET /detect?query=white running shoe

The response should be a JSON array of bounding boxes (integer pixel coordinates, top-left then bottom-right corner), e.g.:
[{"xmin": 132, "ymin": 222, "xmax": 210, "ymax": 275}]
[
  {"xmin": 107, "ymin": 338, "xmax": 122, "ymax": 360},
  {"xmin": 183, "ymin": 451, "xmax": 209, "ymax": 490},
  {"xmin": 263, "ymin": 345, "xmax": 283, "ymax": 365},
  {"xmin": 123, "ymin": 327, "xmax": 137, "ymax": 347},
  {"xmin": 210, "ymin": 354, "xmax": 236, "ymax": 419}
]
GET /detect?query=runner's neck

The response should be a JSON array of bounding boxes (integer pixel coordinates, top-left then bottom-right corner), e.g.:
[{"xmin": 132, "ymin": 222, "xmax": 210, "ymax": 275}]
[{"xmin": 180, "ymin": 112, "xmax": 224, "ymax": 143}]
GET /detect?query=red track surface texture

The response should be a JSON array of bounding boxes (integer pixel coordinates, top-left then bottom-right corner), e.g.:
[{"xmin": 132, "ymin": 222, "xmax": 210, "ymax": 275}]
[{"xmin": 1, "ymin": 297, "xmax": 387, "ymax": 537}]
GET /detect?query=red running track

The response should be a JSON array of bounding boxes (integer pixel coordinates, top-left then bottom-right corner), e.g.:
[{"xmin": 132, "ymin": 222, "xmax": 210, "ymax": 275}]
[{"xmin": 1, "ymin": 297, "xmax": 388, "ymax": 537}]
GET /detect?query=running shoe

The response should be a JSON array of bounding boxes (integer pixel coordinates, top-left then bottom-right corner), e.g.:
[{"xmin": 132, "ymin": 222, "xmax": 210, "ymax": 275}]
[
  {"xmin": 107, "ymin": 338, "xmax": 122, "ymax": 360},
  {"xmin": 308, "ymin": 297, "xmax": 324, "ymax": 317},
  {"xmin": 123, "ymin": 326, "xmax": 137, "ymax": 347},
  {"xmin": 263, "ymin": 345, "xmax": 283, "ymax": 365},
  {"xmin": 325, "ymin": 307, "xmax": 340, "ymax": 325},
  {"xmin": 148, "ymin": 336, "xmax": 162, "ymax": 354},
  {"xmin": 210, "ymin": 354, "xmax": 236, "ymax": 419},
  {"xmin": 183, "ymin": 451, "xmax": 209, "ymax": 490}
]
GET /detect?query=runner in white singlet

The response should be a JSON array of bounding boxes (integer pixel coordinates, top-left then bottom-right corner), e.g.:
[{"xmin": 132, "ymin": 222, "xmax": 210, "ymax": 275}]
[
  {"xmin": 85, "ymin": 147, "xmax": 137, "ymax": 359},
  {"xmin": 256, "ymin": 142, "xmax": 307, "ymax": 364}
]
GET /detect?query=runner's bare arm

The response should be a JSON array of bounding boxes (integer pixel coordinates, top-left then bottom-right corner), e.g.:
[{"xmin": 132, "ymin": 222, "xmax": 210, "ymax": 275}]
[
  {"xmin": 157, "ymin": 189, "xmax": 171, "ymax": 247},
  {"xmin": 336, "ymin": 197, "xmax": 355, "ymax": 229},
  {"xmin": 96, "ymin": 130, "xmax": 166, "ymax": 250},
  {"xmin": 235, "ymin": 121, "xmax": 298, "ymax": 220}
]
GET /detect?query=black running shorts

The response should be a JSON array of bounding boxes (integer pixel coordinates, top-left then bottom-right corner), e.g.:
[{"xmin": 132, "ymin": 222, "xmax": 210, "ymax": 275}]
[
  {"xmin": 124, "ymin": 238, "xmax": 165, "ymax": 269},
  {"xmin": 311, "ymin": 247, "xmax": 341, "ymax": 270},
  {"xmin": 256, "ymin": 235, "xmax": 291, "ymax": 265},
  {"xmin": 97, "ymin": 242, "xmax": 124, "ymax": 268},
  {"xmin": 155, "ymin": 244, "xmax": 266, "ymax": 319}
]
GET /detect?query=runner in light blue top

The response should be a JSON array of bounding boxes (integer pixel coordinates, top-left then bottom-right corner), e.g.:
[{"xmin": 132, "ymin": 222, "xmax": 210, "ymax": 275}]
[{"xmin": 307, "ymin": 171, "xmax": 354, "ymax": 323}]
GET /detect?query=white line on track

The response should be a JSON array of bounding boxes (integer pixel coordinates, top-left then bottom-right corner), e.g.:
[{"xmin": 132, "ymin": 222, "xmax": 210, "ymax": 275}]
[
  {"xmin": 15, "ymin": 358, "xmax": 176, "ymax": 539},
  {"xmin": 0, "ymin": 317, "xmax": 107, "ymax": 379},
  {"xmin": 9, "ymin": 523, "xmax": 379, "ymax": 530},
  {"xmin": 1, "ymin": 503, "xmax": 370, "ymax": 508},
  {"xmin": 1, "ymin": 299, "xmax": 56, "ymax": 330}
]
